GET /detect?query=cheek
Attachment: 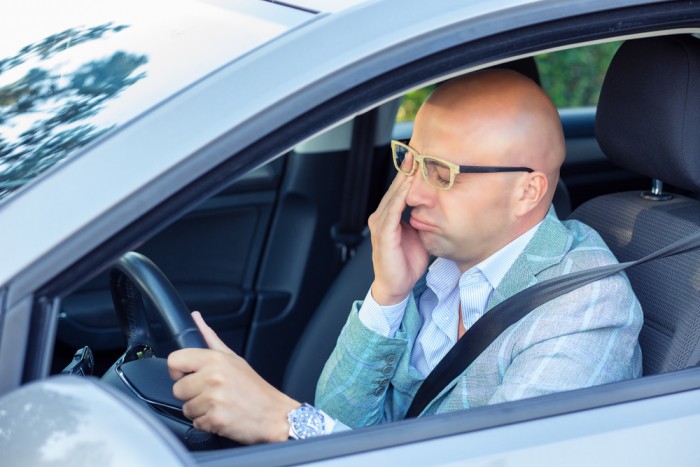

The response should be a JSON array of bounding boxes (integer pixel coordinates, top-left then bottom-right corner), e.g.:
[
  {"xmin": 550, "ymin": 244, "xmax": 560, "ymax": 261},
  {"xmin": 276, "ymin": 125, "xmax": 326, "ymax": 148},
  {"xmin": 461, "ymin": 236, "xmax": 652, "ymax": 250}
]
[
  {"xmin": 443, "ymin": 183, "xmax": 512, "ymax": 236},
  {"xmin": 439, "ymin": 195, "xmax": 479, "ymax": 238}
]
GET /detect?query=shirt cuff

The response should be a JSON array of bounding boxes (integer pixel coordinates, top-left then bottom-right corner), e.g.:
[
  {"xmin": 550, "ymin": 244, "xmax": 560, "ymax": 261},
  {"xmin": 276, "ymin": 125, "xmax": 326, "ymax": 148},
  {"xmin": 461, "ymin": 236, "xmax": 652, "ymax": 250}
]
[
  {"xmin": 357, "ymin": 287, "xmax": 409, "ymax": 338},
  {"xmin": 332, "ymin": 418, "xmax": 351, "ymax": 433}
]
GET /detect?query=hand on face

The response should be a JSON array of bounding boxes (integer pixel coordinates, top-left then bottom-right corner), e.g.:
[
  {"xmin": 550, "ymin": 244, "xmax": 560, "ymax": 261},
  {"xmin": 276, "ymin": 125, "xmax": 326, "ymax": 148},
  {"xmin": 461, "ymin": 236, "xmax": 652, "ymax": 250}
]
[
  {"xmin": 167, "ymin": 311, "xmax": 299, "ymax": 444},
  {"xmin": 367, "ymin": 169, "xmax": 430, "ymax": 305}
]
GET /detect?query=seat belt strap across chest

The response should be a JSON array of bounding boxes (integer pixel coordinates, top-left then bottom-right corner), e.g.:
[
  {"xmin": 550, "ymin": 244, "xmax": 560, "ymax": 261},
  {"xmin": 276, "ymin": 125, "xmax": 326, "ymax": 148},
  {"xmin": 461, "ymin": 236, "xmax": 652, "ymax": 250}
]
[{"xmin": 405, "ymin": 229, "xmax": 700, "ymax": 418}]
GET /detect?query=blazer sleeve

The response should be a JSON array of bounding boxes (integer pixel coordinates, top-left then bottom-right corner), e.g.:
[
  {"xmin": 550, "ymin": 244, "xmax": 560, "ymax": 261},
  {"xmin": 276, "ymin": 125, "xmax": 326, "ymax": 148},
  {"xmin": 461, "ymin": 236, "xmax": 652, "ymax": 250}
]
[
  {"xmin": 315, "ymin": 300, "xmax": 410, "ymax": 428},
  {"xmin": 487, "ymin": 272, "xmax": 643, "ymax": 405}
]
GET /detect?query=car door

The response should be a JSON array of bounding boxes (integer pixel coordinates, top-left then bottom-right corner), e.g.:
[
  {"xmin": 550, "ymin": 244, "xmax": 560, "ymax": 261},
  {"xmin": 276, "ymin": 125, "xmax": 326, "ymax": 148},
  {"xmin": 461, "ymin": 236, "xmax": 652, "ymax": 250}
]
[
  {"xmin": 56, "ymin": 108, "xmax": 396, "ymax": 388},
  {"xmin": 5, "ymin": 1, "xmax": 700, "ymax": 465},
  {"xmin": 56, "ymin": 159, "xmax": 285, "ymax": 370}
]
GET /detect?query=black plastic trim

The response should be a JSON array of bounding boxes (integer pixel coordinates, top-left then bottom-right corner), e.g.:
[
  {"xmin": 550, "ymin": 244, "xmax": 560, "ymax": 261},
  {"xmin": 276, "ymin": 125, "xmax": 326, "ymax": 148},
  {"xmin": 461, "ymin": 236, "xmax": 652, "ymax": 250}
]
[
  {"xmin": 261, "ymin": 0, "xmax": 320, "ymax": 15},
  {"xmin": 22, "ymin": 297, "xmax": 59, "ymax": 382}
]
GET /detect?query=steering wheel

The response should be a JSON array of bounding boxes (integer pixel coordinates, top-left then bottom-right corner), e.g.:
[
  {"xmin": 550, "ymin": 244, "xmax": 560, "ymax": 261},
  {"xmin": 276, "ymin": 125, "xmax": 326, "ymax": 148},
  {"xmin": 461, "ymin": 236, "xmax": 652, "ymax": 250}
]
[
  {"xmin": 110, "ymin": 251, "xmax": 207, "ymax": 351},
  {"xmin": 103, "ymin": 251, "xmax": 236, "ymax": 450}
]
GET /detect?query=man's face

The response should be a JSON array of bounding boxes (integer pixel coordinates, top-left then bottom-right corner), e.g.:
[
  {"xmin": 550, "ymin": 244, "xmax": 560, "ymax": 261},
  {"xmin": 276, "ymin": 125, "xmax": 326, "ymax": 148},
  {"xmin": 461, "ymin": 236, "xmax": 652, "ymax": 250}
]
[{"xmin": 405, "ymin": 103, "xmax": 524, "ymax": 272}]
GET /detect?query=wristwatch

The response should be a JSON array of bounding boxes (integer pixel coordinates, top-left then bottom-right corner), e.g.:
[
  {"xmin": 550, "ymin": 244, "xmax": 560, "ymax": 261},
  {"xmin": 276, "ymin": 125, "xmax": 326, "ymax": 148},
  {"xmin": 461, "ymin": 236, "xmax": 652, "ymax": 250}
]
[{"xmin": 287, "ymin": 403, "xmax": 335, "ymax": 439}]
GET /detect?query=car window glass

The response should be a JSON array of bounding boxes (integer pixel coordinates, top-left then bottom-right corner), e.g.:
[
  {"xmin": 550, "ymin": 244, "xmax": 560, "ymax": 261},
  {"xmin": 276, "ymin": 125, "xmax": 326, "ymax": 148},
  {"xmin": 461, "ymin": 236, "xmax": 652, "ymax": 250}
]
[
  {"xmin": 536, "ymin": 42, "xmax": 621, "ymax": 108},
  {"xmin": 0, "ymin": 0, "xmax": 307, "ymax": 205},
  {"xmin": 396, "ymin": 85, "xmax": 435, "ymax": 123},
  {"xmin": 395, "ymin": 42, "xmax": 621, "ymax": 123}
]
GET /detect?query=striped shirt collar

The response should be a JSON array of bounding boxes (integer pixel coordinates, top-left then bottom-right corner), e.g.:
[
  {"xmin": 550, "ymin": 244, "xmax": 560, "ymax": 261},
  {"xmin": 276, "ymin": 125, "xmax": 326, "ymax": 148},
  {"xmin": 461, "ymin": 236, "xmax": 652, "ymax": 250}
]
[{"xmin": 426, "ymin": 219, "xmax": 543, "ymax": 297}]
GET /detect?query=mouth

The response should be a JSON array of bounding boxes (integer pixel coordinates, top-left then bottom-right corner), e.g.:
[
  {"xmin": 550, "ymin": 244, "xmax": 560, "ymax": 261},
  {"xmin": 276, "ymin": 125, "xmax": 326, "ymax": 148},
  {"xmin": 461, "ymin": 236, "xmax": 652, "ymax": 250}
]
[{"xmin": 409, "ymin": 213, "xmax": 437, "ymax": 232}]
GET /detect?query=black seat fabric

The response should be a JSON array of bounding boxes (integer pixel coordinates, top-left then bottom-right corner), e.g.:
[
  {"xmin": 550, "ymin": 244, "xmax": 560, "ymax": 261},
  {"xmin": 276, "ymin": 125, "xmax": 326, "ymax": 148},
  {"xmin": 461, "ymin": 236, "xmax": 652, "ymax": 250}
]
[
  {"xmin": 490, "ymin": 56, "xmax": 541, "ymax": 85},
  {"xmin": 283, "ymin": 236, "xmax": 374, "ymax": 402},
  {"xmin": 553, "ymin": 179, "xmax": 571, "ymax": 219},
  {"xmin": 570, "ymin": 35, "xmax": 700, "ymax": 375}
]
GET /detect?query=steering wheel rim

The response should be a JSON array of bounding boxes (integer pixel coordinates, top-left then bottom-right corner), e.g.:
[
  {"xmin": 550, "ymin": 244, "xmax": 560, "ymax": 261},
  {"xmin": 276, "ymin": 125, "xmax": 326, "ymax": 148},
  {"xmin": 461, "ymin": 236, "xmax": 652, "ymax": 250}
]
[
  {"xmin": 109, "ymin": 251, "xmax": 208, "ymax": 351},
  {"xmin": 104, "ymin": 252, "xmax": 242, "ymax": 450}
]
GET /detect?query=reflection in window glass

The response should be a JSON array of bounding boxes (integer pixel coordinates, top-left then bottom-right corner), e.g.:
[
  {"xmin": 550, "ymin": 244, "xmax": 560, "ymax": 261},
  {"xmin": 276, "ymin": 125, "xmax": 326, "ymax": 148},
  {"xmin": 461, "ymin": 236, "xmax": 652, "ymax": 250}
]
[
  {"xmin": 0, "ymin": 0, "xmax": 303, "ymax": 205},
  {"xmin": 0, "ymin": 24, "xmax": 147, "ymax": 203}
]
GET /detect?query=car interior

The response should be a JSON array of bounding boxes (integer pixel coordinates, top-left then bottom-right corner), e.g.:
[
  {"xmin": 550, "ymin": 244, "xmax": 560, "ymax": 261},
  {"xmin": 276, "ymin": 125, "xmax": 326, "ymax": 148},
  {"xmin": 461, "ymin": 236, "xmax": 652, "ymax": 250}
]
[
  {"xmin": 570, "ymin": 35, "xmax": 700, "ymax": 376},
  {"xmin": 49, "ymin": 31, "xmax": 700, "ymax": 451}
]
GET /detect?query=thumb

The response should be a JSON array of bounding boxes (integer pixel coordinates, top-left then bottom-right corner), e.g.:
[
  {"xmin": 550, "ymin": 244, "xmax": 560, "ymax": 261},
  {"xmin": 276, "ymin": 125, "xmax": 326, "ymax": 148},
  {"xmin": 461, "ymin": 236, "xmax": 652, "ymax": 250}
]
[{"xmin": 192, "ymin": 311, "xmax": 234, "ymax": 354}]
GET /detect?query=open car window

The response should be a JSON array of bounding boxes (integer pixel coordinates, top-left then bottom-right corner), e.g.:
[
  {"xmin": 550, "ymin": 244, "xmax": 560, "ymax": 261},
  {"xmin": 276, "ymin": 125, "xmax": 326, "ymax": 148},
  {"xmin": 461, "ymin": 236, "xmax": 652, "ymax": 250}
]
[{"xmin": 3, "ymin": 1, "xmax": 700, "ymax": 466}]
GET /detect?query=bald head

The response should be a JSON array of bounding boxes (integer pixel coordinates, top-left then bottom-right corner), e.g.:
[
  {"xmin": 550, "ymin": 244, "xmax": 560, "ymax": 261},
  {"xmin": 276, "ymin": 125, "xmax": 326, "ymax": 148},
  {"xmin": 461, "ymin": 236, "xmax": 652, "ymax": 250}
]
[
  {"xmin": 415, "ymin": 69, "xmax": 565, "ymax": 210},
  {"xmin": 403, "ymin": 69, "xmax": 566, "ymax": 270}
]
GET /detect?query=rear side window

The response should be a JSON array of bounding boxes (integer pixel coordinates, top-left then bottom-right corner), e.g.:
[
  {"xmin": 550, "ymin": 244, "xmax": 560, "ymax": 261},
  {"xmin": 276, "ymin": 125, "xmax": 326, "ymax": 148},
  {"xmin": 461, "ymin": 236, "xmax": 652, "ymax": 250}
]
[
  {"xmin": 536, "ymin": 42, "xmax": 621, "ymax": 108},
  {"xmin": 396, "ymin": 85, "xmax": 434, "ymax": 123},
  {"xmin": 396, "ymin": 41, "xmax": 621, "ymax": 121}
]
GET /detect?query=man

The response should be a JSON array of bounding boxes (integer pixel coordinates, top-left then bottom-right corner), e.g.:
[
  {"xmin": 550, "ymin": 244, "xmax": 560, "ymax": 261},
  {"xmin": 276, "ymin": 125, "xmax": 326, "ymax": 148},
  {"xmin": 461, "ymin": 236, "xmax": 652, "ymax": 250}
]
[
  {"xmin": 314, "ymin": 69, "xmax": 643, "ymax": 427},
  {"xmin": 168, "ymin": 69, "xmax": 643, "ymax": 442}
]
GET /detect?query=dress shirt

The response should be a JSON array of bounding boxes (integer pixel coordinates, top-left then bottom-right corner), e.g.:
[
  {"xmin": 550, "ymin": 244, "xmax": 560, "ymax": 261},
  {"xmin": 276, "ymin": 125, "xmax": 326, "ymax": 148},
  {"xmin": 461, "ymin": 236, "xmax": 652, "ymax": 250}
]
[{"xmin": 359, "ymin": 221, "xmax": 541, "ymax": 377}]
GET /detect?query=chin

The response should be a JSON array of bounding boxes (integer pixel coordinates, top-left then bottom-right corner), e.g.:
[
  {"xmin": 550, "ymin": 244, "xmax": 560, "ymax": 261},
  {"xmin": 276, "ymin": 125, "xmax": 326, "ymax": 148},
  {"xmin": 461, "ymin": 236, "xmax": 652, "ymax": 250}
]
[{"xmin": 419, "ymin": 234, "xmax": 446, "ymax": 259}]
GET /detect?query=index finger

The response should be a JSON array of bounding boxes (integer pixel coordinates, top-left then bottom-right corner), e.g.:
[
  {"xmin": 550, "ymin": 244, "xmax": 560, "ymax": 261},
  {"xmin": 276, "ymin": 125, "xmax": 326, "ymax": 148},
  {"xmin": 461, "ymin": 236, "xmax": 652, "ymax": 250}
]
[
  {"xmin": 192, "ymin": 311, "xmax": 234, "ymax": 354},
  {"xmin": 375, "ymin": 167, "xmax": 413, "ymax": 218},
  {"xmin": 167, "ymin": 348, "xmax": 215, "ymax": 381}
]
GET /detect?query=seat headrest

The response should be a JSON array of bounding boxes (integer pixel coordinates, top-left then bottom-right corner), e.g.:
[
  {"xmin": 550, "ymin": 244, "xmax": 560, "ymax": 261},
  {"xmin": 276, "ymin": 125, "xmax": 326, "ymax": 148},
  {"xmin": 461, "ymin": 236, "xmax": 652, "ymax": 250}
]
[
  {"xmin": 489, "ymin": 57, "xmax": 541, "ymax": 85},
  {"xmin": 596, "ymin": 35, "xmax": 700, "ymax": 191}
]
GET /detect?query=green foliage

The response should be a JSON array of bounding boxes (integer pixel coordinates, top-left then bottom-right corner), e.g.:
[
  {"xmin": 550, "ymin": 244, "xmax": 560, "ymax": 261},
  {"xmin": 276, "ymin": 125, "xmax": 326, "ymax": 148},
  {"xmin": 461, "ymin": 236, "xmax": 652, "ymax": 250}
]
[
  {"xmin": 536, "ymin": 42, "xmax": 621, "ymax": 108},
  {"xmin": 396, "ymin": 85, "xmax": 434, "ymax": 122},
  {"xmin": 396, "ymin": 42, "xmax": 622, "ymax": 122}
]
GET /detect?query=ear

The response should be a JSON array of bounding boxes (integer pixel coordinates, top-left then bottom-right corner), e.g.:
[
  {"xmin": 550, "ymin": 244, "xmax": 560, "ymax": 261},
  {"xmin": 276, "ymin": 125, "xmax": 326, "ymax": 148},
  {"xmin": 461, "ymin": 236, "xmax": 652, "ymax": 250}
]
[{"xmin": 513, "ymin": 171, "xmax": 548, "ymax": 217}]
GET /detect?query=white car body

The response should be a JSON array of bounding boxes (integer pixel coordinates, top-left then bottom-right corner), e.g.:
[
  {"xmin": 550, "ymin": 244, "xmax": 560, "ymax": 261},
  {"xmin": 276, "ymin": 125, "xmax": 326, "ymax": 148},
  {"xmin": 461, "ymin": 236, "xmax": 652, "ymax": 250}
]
[{"xmin": 1, "ymin": 0, "xmax": 700, "ymax": 465}]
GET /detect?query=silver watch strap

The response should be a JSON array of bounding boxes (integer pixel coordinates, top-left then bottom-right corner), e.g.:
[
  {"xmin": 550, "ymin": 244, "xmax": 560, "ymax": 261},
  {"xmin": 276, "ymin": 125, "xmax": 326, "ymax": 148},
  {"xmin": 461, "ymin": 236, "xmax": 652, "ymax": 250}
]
[{"xmin": 287, "ymin": 403, "xmax": 335, "ymax": 440}]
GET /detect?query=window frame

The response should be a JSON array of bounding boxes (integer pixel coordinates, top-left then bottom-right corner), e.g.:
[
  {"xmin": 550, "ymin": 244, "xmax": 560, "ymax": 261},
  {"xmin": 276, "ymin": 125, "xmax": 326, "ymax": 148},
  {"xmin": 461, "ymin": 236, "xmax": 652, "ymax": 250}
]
[{"xmin": 6, "ymin": 1, "xmax": 700, "ymax": 464}]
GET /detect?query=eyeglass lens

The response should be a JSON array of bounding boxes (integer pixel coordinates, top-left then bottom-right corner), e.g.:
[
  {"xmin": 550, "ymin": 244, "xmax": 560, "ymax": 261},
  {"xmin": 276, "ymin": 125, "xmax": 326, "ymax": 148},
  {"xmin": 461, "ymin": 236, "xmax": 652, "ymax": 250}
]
[
  {"xmin": 394, "ymin": 144, "xmax": 452, "ymax": 188},
  {"xmin": 394, "ymin": 144, "xmax": 414, "ymax": 173},
  {"xmin": 423, "ymin": 159, "xmax": 452, "ymax": 188}
]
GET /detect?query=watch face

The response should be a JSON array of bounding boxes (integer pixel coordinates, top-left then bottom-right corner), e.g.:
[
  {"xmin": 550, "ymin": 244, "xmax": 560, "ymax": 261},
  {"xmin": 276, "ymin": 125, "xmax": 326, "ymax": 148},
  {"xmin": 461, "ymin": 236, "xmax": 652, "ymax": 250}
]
[{"xmin": 290, "ymin": 405, "xmax": 327, "ymax": 439}]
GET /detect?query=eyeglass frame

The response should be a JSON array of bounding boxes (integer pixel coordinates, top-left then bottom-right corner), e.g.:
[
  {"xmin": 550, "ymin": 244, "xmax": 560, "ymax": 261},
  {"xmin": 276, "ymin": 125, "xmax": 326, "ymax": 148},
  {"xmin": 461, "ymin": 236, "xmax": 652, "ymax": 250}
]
[{"xmin": 391, "ymin": 140, "xmax": 534, "ymax": 190}]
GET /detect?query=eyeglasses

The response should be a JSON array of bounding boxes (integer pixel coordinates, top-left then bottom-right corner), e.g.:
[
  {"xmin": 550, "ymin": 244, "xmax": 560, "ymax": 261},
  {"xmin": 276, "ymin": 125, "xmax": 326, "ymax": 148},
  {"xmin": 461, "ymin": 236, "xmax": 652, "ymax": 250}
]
[{"xmin": 391, "ymin": 140, "xmax": 534, "ymax": 190}]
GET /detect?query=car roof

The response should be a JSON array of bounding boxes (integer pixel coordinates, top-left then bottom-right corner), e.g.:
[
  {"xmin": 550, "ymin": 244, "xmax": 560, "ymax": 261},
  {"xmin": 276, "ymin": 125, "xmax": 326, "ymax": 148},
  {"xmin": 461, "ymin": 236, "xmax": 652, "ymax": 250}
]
[{"xmin": 275, "ymin": 0, "xmax": 371, "ymax": 13}]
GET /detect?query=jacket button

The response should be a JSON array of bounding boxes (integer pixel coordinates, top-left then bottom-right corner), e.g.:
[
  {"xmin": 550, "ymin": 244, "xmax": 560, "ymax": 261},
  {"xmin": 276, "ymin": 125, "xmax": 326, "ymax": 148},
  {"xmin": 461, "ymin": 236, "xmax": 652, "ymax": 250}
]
[
  {"xmin": 374, "ymin": 387, "xmax": 384, "ymax": 396},
  {"xmin": 386, "ymin": 354, "xmax": 397, "ymax": 365},
  {"xmin": 379, "ymin": 378, "xmax": 390, "ymax": 386},
  {"xmin": 382, "ymin": 366, "xmax": 393, "ymax": 376}
]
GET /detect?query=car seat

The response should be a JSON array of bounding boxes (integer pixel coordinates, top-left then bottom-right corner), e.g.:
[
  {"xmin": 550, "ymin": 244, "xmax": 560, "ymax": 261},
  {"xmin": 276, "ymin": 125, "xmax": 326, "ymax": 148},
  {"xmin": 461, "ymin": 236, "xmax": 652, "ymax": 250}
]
[{"xmin": 569, "ymin": 35, "xmax": 700, "ymax": 375}]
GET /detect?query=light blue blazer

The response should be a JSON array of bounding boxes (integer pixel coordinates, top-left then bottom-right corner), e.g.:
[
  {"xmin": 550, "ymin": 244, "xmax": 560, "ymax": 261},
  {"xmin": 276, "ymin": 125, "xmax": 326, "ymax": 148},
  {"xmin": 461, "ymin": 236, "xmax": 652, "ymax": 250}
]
[{"xmin": 316, "ymin": 208, "xmax": 643, "ymax": 428}]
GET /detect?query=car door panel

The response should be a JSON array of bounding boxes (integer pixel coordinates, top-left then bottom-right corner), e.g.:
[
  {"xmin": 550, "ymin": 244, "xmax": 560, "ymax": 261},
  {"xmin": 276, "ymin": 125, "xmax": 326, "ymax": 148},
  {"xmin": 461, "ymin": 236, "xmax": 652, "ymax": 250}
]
[
  {"xmin": 243, "ymin": 149, "xmax": 350, "ymax": 387},
  {"xmin": 57, "ymin": 159, "xmax": 285, "ymax": 359}
]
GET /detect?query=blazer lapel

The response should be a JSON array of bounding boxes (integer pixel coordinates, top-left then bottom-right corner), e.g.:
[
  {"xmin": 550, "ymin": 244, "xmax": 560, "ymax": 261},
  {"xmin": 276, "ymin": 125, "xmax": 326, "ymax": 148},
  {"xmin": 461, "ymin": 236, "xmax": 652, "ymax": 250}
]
[
  {"xmin": 487, "ymin": 206, "xmax": 572, "ymax": 310},
  {"xmin": 418, "ymin": 207, "xmax": 573, "ymax": 415}
]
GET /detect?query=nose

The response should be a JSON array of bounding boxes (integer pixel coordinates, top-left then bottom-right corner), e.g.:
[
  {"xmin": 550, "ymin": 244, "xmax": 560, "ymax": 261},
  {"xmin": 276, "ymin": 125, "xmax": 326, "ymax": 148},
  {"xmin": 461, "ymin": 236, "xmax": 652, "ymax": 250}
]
[{"xmin": 405, "ymin": 167, "xmax": 436, "ymax": 208}]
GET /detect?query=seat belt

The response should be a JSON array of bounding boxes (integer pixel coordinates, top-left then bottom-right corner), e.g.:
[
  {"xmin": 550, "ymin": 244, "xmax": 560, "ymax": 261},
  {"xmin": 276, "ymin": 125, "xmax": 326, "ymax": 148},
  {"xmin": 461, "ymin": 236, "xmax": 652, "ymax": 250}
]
[
  {"xmin": 405, "ymin": 228, "xmax": 700, "ymax": 418},
  {"xmin": 331, "ymin": 109, "xmax": 378, "ymax": 266}
]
